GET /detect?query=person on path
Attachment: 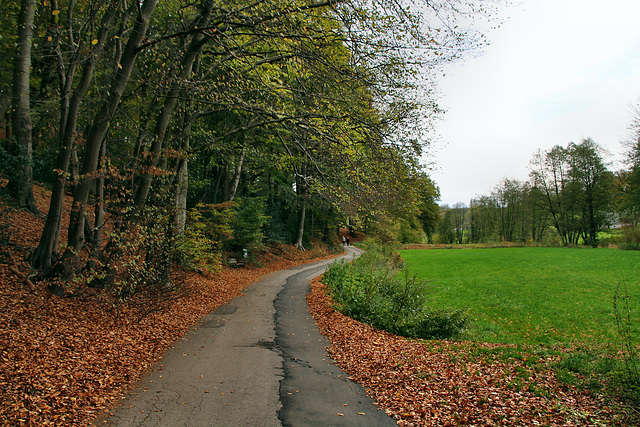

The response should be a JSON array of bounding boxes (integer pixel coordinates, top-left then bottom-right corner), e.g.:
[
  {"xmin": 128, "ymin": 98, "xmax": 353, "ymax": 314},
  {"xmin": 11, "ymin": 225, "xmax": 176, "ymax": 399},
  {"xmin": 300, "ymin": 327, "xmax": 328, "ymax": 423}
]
[{"xmin": 342, "ymin": 235, "xmax": 346, "ymax": 246}]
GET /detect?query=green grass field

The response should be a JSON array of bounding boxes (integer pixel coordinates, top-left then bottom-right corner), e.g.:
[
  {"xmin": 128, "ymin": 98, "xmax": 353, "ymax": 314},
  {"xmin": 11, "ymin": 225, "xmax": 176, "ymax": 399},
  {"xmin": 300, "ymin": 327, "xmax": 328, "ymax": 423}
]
[{"xmin": 398, "ymin": 247, "xmax": 640, "ymax": 347}]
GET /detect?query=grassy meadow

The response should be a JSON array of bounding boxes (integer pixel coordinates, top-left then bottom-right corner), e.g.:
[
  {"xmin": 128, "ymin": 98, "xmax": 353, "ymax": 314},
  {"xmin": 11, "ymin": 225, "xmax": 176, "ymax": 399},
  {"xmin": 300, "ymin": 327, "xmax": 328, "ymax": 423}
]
[{"xmin": 398, "ymin": 247, "xmax": 640, "ymax": 348}]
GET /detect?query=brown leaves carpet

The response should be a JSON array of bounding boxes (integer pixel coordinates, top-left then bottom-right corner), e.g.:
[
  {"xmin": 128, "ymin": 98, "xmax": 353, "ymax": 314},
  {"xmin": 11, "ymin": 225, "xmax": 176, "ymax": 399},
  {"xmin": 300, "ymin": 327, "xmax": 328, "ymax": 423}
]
[
  {"xmin": 0, "ymin": 187, "xmax": 337, "ymax": 426},
  {"xmin": 0, "ymin": 185, "xmax": 631, "ymax": 426},
  {"xmin": 308, "ymin": 278, "xmax": 628, "ymax": 426}
]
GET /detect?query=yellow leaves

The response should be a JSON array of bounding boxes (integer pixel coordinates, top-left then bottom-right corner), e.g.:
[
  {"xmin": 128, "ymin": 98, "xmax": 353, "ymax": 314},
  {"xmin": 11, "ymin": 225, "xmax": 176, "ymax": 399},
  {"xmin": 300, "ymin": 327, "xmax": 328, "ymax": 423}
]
[
  {"xmin": 51, "ymin": 9, "xmax": 60, "ymax": 16},
  {"xmin": 91, "ymin": 39, "xmax": 98, "ymax": 45}
]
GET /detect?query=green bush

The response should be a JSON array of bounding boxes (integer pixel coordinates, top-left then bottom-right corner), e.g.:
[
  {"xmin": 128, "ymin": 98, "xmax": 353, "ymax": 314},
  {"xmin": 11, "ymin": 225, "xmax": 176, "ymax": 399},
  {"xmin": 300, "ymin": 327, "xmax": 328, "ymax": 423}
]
[
  {"xmin": 398, "ymin": 221, "xmax": 424, "ymax": 244},
  {"xmin": 598, "ymin": 237, "xmax": 611, "ymax": 248},
  {"xmin": 619, "ymin": 241, "xmax": 640, "ymax": 251},
  {"xmin": 323, "ymin": 247, "xmax": 468, "ymax": 340},
  {"xmin": 619, "ymin": 225, "xmax": 640, "ymax": 250},
  {"xmin": 228, "ymin": 197, "xmax": 268, "ymax": 261},
  {"xmin": 175, "ymin": 202, "xmax": 235, "ymax": 272},
  {"xmin": 175, "ymin": 215, "xmax": 222, "ymax": 274}
]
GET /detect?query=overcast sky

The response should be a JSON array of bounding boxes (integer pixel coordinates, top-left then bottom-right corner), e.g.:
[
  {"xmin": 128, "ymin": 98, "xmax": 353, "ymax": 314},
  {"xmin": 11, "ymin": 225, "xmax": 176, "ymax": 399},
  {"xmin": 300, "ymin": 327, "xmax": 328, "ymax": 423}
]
[{"xmin": 430, "ymin": 0, "xmax": 640, "ymax": 206}]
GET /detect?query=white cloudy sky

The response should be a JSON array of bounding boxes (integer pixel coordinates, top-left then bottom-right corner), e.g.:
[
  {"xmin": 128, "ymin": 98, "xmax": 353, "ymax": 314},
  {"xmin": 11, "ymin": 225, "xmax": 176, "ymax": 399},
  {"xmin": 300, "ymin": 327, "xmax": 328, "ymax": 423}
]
[{"xmin": 429, "ymin": 0, "xmax": 640, "ymax": 206}]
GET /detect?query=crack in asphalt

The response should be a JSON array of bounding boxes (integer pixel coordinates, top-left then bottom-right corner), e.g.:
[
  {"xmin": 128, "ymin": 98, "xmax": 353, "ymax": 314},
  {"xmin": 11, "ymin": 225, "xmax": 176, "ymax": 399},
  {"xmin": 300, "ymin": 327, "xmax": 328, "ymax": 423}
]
[
  {"xmin": 274, "ymin": 257, "xmax": 396, "ymax": 426},
  {"xmin": 98, "ymin": 249, "xmax": 393, "ymax": 426}
]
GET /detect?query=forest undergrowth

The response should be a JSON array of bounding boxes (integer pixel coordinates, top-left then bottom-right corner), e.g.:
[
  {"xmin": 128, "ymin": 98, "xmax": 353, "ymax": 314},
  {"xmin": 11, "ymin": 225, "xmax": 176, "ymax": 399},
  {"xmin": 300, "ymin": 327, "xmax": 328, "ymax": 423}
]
[
  {"xmin": 0, "ymin": 183, "xmax": 337, "ymax": 426},
  {"xmin": 1, "ymin": 183, "xmax": 636, "ymax": 426}
]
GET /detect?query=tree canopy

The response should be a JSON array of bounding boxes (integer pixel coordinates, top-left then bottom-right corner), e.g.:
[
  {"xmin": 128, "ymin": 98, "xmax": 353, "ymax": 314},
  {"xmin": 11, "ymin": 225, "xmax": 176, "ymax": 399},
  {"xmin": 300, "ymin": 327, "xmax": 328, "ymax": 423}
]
[
  {"xmin": 437, "ymin": 138, "xmax": 618, "ymax": 247},
  {"xmin": 0, "ymin": 0, "xmax": 493, "ymax": 295}
]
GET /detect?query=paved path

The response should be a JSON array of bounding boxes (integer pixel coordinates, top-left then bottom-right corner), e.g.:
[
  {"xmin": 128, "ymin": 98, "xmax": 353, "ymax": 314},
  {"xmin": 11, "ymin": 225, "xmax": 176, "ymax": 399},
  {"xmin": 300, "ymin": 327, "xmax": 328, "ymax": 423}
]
[{"xmin": 102, "ymin": 246, "xmax": 396, "ymax": 426}]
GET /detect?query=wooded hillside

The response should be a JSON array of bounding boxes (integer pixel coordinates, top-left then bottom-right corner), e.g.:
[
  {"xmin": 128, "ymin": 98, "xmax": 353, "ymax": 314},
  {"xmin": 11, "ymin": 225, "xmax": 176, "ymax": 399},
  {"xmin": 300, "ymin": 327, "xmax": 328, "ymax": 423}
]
[
  {"xmin": 0, "ymin": 0, "xmax": 460, "ymax": 297},
  {"xmin": 0, "ymin": 184, "xmax": 339, "ymax": 425}
]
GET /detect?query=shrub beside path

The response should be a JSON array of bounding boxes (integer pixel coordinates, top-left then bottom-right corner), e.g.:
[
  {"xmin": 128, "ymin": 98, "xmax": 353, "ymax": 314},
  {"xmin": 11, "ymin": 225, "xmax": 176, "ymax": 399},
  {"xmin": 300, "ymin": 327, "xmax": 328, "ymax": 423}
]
[
  {"xmin": 100, "ymin": 246, "xmax": 395, "ymax": 426},
  {"xmin": 1, "ymin": 185, "xmax": 352, "ymax": 426},
  {"xmin": 0, "ymin": 188, "xmax": 633, "ymax": 426}
]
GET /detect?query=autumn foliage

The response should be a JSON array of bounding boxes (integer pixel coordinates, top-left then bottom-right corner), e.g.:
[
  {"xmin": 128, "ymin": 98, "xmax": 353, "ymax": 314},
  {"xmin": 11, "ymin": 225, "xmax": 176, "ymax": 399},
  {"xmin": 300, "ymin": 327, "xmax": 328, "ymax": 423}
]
[
  {"xmin": 0, "ymin": 186, "xmax": 337, "ymax": 426},
  {"xmin": 2, "ymin": 184, "xmax": 635, "ymax": 426},
  {"xmin": 308, "ymin": 277, "xmax": 632, "ymax": 426}
]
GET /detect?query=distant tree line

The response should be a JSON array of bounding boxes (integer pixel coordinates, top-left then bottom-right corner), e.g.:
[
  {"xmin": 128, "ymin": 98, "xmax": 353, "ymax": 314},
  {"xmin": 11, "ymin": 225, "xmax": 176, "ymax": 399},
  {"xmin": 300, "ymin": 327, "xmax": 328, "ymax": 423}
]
[
  {"xmin": 0, "ymin": 0, "xmax": 489, "ymax": 296},
  {"xmin": 436, "ymin": 126, "xmax": 640, "ymax": 249}
]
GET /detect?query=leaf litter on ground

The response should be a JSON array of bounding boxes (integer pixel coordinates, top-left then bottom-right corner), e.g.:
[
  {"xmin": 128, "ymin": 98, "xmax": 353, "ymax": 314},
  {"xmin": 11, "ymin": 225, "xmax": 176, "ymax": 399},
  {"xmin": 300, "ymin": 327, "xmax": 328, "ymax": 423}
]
[
  {"xmin": 0, "ymin": 184, "xmax": 338, "ymax": 426},
  {"xmin": 0, "ymin": 184, "xmax": 634, "ymax": 426},
  {"xmin": 307, "ymin": 277, "xmax": 630, "ymax": 426}
]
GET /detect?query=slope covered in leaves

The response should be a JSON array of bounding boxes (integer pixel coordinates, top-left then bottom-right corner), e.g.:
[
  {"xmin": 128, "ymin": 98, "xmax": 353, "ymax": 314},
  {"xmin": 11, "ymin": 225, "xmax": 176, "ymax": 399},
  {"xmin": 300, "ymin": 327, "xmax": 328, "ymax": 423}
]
[
  {"xmin": 2, "ymin": 184, "xmax": 632, "ymax": 426},
  {"xmin": 308, "ymin": 277, "xmax": 631, "ymax": 426},
  {"xmin": 0, "ymin": 185, "xmax": 338, "ymax": 426}
]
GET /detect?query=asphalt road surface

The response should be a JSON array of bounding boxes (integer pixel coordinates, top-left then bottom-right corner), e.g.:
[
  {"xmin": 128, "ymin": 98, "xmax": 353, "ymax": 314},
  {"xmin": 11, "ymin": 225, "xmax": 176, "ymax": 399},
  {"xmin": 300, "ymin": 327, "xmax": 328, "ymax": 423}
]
[{"xmin": 101, "ymin": 246, "xmax": 397, "ymax": 426}]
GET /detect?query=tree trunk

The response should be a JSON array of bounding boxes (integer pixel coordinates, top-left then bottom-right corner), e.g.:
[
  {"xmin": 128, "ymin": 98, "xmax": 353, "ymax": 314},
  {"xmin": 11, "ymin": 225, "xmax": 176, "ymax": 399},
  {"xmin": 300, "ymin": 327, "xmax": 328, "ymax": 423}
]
[
  {"xmin": 294, "ymin": 176, "xmax": 308, "ymax": 249},
  {"xmin": 175, "ymin": 157, "xmax": 189, "ymax": 234},
  {"xmin": 31, "ymin": 0, "xmax": 123, "ymax": 271},
  {"xmin": 229, "ymin": 145, "xmax": 246, "ymax": 202},
  {"xmin": 295, "ymin": 196, "xmax": 307, "ymax": 249},
  {"xmin": 175, "ymin": 112, "xmax": 199, "ymax": 234},
  {"xmin": 91, "ymin": 140, "xmax": 106, "ymax": 250},
  {"xmin": 65, "ymin": 0, "xmax": 158, "ymax": 264},
  {"xmin": 9, "ymin": 0, "xmax": 38, "ymax": 213}
]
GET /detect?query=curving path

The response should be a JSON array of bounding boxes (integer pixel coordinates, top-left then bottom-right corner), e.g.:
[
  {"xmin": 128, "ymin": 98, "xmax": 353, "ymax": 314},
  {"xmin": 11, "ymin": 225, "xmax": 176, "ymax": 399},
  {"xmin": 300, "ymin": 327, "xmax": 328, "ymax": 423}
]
[{"xmin": 101, "ymin": 246, "xmax": 396, "ymax": 426}]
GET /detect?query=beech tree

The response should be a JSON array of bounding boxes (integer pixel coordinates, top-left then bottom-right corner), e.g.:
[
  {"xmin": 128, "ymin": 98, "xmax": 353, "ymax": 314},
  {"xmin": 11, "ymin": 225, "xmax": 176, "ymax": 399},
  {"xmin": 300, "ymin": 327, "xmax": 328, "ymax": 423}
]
[
  {"xmin": 31, "ymin": 0, "xmax": 128, "ymax": 271},
  {"xmin": 62, "ymin": 0, "xmax": 159, "ymax": 271},
  {"xmin": 0, "ymin": 0, "xmax": 497, "ymax": 293},
  {"xmin": 7, "ymin": 0, "xmax": 37, "ymax": 212}
]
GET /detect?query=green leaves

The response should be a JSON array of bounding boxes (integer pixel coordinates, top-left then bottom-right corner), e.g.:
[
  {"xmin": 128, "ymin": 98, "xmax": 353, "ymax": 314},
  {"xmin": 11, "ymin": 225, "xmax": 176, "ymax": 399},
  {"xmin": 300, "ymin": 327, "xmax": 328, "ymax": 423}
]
[{"xmin": 323, "ymin": 244, "xmax": 468, "ymax": 340}]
